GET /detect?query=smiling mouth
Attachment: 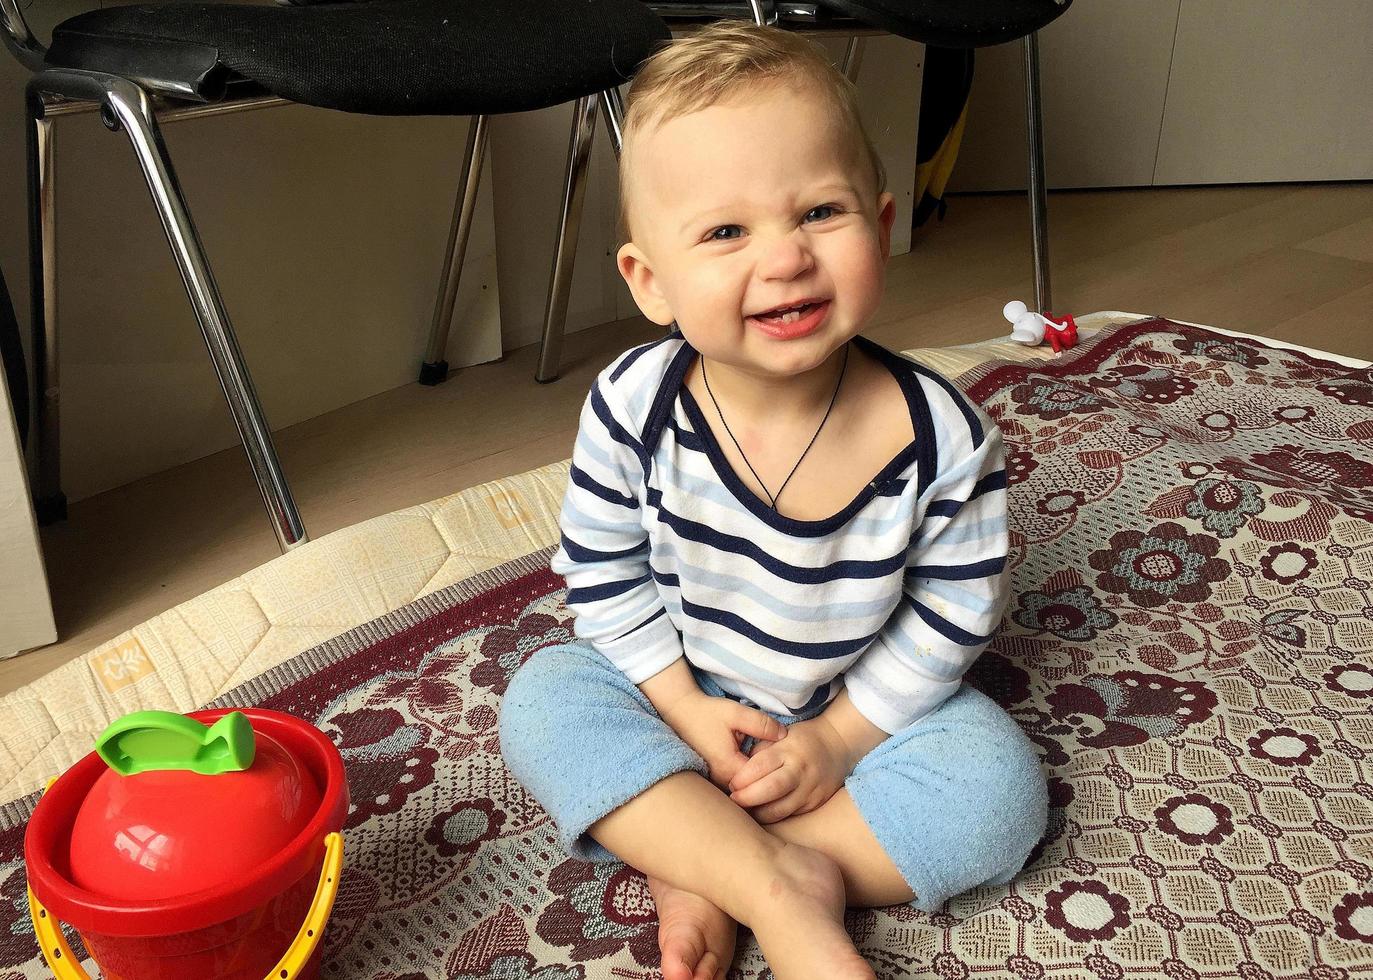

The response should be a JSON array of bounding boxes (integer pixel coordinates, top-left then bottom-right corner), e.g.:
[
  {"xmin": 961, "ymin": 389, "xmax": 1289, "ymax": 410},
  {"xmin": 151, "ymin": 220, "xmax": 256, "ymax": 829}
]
[{"xmin": 752, "ymin": 301, "xmax": 823, "ymax": 324}]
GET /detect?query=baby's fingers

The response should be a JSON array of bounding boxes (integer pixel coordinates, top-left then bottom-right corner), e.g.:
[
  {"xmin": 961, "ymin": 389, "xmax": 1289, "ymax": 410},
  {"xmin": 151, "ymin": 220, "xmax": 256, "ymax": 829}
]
[
  {"xmin": 751, "ymin": 789, "xmax": 807, "ymax": 825},
  {"xmin": 714, "ymin": 744, "xmax": 753, "ymax": 788},
  {"xmin": 730, "ymin": 704, "xmax": 787, "ymax": 745},
  {"xmin": 730, "ymin": 766, "xmax": 796, "ymax": 809},
  {"xmin": 728, "ymin": 746, "xmax": 783, "ymax": 793}
]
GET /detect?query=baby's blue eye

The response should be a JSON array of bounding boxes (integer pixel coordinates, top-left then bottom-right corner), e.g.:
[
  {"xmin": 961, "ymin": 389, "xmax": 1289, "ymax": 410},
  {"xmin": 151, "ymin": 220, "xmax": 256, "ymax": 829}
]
[{"xmin": 704, "ymin": 205, "xmax": 842, "ymax": 243}]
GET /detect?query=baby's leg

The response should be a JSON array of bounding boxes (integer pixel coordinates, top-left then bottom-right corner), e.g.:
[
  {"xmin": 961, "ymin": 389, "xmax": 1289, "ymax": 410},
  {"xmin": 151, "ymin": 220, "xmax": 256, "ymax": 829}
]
[
  {"xmin": 768, "ymin": 684, "xmax": 1049, "ymax": 912},
  {"xmin": 501, "ymin": 644, "xmax": 870, "ymax": 980},
  {"xmin": 764, "ymin": 789, "xmax": 912, "ymax": 907},
  {"xmin": 501, "ymin": 644, "xmax": 735, "ymax": 980},
  {"xmin": 589, "ymin": 770, "xmax": 874, "ymax": 980}
]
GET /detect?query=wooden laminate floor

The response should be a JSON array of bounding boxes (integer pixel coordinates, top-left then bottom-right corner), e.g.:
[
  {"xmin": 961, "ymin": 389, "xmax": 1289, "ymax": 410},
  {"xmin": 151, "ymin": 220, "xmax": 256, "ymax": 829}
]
[{"xmin": 6, "ymin": 183, "xmax": 1372, "ymax": 696}]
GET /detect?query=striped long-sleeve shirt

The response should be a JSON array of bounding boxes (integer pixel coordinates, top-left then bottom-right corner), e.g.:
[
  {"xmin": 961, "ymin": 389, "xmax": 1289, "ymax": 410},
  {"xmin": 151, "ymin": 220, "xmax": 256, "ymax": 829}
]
[{"xmin": 549, "ymin": 333, "xmax": 1010, "ymax": 734}]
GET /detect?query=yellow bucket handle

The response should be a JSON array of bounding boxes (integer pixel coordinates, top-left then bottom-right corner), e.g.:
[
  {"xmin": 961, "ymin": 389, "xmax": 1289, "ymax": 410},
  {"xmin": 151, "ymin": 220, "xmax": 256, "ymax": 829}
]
[{"xmin": 26, "ymin": 773, "xmax": 343, "ymax": 980}]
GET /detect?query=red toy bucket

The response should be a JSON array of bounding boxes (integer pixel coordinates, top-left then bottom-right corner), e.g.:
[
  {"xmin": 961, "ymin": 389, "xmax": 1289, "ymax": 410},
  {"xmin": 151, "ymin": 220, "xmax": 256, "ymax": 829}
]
[{"xmin": 25, "ymin": 708, "xmax": 348, "ymax": 980}]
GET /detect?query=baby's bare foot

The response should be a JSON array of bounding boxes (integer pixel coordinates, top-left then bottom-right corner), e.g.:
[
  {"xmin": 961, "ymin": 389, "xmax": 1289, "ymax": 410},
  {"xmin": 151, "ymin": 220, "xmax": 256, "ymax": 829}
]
[
  {"xmin": 648, "ymin": 875, "xmax": 738, "ymax": 980},
  {"xmin": 744, "ymin": 843, "xmax": 874, "ymax": 980}
]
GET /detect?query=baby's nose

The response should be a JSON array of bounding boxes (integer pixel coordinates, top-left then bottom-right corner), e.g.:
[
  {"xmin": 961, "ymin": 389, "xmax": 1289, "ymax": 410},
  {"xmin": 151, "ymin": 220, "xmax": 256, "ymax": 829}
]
[{"xmin": 758, "ymin": 233, "xmax": 815, "ymax": 279}]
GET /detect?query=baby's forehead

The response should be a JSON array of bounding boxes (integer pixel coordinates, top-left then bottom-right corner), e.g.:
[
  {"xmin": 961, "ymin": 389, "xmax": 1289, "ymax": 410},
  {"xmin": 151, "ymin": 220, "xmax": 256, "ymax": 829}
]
[
  {"xmin": 633, "ymin": 92, "xmax": 858, "ymax": 190},
  {"xmin": 640, "ymin": 84, "xmax": 841, "ymax": 148}
]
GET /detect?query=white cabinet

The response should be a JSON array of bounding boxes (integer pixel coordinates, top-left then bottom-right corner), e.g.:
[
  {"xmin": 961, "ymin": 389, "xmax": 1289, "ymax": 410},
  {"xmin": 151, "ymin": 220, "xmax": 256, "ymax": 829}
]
[
  {"xmin": 949, "ymin": 0, "xmax": 1373, "ymax": 191},
  {"xmin": 1155, "ymin": 1, "xmax": 1373, "ymax": 185},
  {"xmin": 0, "ymin": 368, "xmax": 55, "ymax": 659}
]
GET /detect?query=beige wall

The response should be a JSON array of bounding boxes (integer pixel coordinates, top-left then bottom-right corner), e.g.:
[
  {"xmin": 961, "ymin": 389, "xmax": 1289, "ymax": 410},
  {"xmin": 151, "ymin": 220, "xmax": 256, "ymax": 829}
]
[
  {"xmin": 4, "ymin": 2, "xmax": 1368, "ymax": 504},
  {"xmin": 951, "ymin": 0, "xmax": 1181, "ymax": 191}
]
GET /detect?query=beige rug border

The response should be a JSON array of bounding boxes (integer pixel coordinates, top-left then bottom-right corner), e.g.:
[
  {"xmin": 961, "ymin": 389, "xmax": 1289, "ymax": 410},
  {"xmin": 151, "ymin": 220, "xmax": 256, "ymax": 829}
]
[
  {"xmin": 203, "ymin": 545, "xmax": 560, "ymax": 713},
  {"xmin": 0, "ymin": 547, "xmax": 561, "ymax": 829}
]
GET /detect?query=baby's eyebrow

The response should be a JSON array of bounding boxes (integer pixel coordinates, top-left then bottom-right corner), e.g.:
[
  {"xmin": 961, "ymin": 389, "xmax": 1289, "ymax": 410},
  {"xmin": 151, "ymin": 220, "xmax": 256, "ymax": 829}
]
[
  {"xmin": 679, "ymin": 211, "xmax": 724, "ymax": 235},
  {"xmin": 678, "ymin": 183, "xmax": 859, "ymax": 235}
]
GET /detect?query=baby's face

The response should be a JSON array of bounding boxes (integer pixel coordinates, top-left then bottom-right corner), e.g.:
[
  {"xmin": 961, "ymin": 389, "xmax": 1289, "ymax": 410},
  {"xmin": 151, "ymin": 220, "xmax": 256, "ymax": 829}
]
[{"xmin": 617, "ymin": 85, "xmax": 895, "ymax": 380}]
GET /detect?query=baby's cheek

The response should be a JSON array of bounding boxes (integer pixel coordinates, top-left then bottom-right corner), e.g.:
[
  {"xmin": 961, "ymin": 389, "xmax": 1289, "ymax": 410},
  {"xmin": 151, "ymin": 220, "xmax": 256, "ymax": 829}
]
[
  {"xmin": 843, "ymin": 261, "xmax": 885, "ymax": 320},
  {"xmin": 683, "ymin": 270, "xmax": 738, "ymax": 311},
  {"xmin": 834, "ymin": 234, "xmax": 884, "ymax": 278}
]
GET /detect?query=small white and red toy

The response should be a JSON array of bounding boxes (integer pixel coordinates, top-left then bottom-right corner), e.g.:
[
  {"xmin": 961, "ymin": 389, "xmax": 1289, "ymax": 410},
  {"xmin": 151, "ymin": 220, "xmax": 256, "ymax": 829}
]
[{"xmin": 1003, "ymin": 300, "xmax": 1078, "ymax": 353}]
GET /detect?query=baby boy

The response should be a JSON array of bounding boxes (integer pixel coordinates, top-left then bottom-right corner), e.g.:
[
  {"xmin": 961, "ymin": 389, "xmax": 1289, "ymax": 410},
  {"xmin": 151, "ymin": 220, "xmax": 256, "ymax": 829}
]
[{"xmin": 501, "ymin": 20, "xmax": 1048, "ymax": 980}]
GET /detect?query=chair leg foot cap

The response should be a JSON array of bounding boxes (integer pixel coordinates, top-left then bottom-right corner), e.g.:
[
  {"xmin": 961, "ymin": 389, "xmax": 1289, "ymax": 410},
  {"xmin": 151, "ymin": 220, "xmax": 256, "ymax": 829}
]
[{"xmin": 418, "ymin": 361, "xmax": 450, "ymax": 386}]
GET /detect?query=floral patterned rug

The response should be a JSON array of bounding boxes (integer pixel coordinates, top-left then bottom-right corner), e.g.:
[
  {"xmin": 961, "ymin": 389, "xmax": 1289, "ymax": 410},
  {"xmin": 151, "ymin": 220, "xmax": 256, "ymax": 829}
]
[{"xmin": 1, "ymin": 318, "xmax": 1370, "ymax": 979}]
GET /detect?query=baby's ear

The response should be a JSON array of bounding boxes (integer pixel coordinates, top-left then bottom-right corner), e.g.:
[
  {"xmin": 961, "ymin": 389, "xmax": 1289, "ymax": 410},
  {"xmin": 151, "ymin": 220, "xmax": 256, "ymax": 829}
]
[
  {"xmin": 876, "ymin": 192, "xmax": 896, "ymax": 263},
  {"xmin": 617, "ymin": 243, "xmax": 675, "ymax": 327}
]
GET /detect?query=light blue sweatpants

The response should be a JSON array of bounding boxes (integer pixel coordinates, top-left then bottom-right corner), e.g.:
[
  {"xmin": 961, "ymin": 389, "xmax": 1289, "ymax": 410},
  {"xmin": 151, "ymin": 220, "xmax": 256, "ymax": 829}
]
[{"xmin": 499, "ymin": 641, "xmax": 1048, "ymax": 913}]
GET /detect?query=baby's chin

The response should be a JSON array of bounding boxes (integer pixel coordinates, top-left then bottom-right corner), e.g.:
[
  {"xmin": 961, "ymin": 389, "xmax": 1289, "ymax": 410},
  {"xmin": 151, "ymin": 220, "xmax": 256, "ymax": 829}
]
[{"xmin": 737, "ymin": 331, "xmax": 856, "ymax": 376}]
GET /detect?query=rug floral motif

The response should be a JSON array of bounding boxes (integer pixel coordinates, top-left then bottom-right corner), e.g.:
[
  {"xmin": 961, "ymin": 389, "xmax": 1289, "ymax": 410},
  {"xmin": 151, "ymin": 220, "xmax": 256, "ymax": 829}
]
[{"xmin": 0, "ymin": 318, "xmax": 1370, "ymax": 979}]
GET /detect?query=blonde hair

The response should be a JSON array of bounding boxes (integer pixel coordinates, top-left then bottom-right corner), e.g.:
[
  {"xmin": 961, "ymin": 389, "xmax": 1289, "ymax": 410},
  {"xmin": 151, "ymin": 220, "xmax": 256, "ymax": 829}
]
[{"xmin": 616, "ymin": 20, "xmax": 887, "ymax": 246}]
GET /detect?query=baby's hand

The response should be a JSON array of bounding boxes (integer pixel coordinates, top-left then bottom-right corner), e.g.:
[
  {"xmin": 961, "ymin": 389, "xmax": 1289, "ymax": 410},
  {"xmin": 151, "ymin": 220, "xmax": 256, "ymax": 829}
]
[
  {"xmin": 658, "ymin": 690, "xmax": 787, "ymax": 792},
  {"xmin": 727, "ymin": 716, "xmax": 853, "ymax": 823}
]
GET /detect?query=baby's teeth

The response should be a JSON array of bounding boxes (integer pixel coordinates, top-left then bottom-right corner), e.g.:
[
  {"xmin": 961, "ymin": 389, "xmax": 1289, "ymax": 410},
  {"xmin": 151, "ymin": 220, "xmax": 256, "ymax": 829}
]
[{"xmin": 781, "ymin": 310, "xmax": 801, "ymax": 323}]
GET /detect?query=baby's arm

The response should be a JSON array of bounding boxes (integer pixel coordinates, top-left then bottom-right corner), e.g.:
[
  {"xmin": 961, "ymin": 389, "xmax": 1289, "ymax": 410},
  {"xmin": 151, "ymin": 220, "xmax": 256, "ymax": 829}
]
[
  {"xmin": 551, "ymin": 374, "xmax": 684, "ymax": 681},
  {"xmin": 845, "ymin": 395, "xmax": 1011, "ymax": 735},
  {"xmin": 817, "ymin": 688, "xmax": 891, "ymax": 763}
]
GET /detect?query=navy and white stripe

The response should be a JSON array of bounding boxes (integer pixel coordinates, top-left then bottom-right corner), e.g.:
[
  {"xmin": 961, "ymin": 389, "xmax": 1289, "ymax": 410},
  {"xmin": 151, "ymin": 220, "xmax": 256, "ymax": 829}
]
[{"xmin": 549, "ymin": 334, "xmax": 1010, "ymax": 733}]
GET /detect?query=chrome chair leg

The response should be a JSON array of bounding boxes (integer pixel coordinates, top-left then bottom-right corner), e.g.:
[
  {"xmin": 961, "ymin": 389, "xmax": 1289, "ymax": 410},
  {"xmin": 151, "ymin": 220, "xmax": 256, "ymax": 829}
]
[
  {"xmin": 1022, "ymin": 31, "xmax": 1052, "ymax": 314},
  {"xmin": 600, "ymin": 86, "xmax": 625, "ymax": 158},
  {"xmin": 29, "ymin": 69, "xmax": 307, "ymax": 551},
  {"xmin": 419, "ymin": 114, "xmax": 489, "ymax": 385},
  {"xmin": 106, "ymin": 78, "xmax": 307, "ymax": 550},
  {"xmin": 535, "ymin": 93, "xmax": 598, "ymax": 384},
  {"xmin": 26, "ymin": 90, "xmax": 64, "ymax": 524},
  {"xmin": 842, "ymin": 36, "xmax": 865, "ymax": 83}
]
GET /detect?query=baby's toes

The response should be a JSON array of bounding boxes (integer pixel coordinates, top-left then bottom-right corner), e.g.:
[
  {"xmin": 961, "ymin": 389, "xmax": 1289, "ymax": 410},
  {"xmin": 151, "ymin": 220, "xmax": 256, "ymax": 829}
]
[
  {"xmin": 660, "ymin": 929, "xmax": 706, "ymax": 980},
  {"xmin": 648, "ymin": 876, "xmax": 737, "ymax": 980},
  {"xmin": 695, "ymin": 949, "xmax": 720, "ymax": 980}
]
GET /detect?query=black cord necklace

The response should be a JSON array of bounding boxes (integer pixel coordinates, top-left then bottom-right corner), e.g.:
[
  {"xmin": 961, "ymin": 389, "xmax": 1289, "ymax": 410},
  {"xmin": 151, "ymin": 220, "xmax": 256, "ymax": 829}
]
[{"xmin": 701, "ymin": 341, "xmax": 849, "ymax": 511}]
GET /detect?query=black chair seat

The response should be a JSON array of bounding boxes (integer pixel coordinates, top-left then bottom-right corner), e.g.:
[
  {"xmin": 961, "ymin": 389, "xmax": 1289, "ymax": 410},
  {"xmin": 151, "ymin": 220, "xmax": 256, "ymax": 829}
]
[
  {"xmin": 44, "ymin": 0, "xmax": 671, "ymax": 114},
  {"xmin": 816, "ymin": 0, "xmax": 1070, "ymax": 46}
]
